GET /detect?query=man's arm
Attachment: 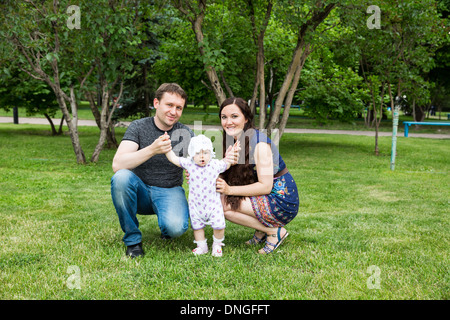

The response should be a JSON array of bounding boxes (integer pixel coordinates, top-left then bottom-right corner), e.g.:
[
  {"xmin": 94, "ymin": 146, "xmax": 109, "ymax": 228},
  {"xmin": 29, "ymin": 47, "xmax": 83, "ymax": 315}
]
[{"xmin": 112, "ymin": 134, "xmax": 172, "ymax": 173}]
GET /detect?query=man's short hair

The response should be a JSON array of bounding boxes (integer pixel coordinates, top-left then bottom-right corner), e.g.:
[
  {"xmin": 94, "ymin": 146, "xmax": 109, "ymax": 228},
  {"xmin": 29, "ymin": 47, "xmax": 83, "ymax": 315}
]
[{"xmin": 155, "ymin": 83, "xmax": 188, "ymax": 104}]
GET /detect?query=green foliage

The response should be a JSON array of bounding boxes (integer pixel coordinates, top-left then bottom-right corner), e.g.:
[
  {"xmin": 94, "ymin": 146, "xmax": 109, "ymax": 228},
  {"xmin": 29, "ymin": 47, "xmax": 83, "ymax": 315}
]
[
  {"xmin": 0, "ymin": 0, "xmax": 448, "ymax": 161},
  {"xmin": 0, "ymin": 67, "xmax": 59, "ymax": 117},
  {"xmin": 153, "ymin": 12, "xmax": 216, "ymax": 106},
  {"xmin": 299, "ymin": 40, "xmax": 368, "ymax": 124}
]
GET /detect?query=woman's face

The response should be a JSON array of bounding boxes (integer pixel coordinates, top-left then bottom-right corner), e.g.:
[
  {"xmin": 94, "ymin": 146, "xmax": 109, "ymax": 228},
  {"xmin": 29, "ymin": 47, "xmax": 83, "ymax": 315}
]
[{"xmin": 220, "ymin": 103, "xmax": 248, "ymax": 137}]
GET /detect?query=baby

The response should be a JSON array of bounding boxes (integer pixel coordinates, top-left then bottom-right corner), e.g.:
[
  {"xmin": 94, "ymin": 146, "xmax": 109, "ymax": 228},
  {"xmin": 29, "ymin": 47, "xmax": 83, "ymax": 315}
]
[{"xmin": 164, "ymin": 133, "xmax": 239, "ymax": 257}]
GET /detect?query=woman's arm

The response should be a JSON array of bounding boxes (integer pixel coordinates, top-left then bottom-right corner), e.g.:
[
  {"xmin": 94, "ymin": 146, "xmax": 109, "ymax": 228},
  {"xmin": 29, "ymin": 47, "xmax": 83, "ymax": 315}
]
[{"xmin": 216, "ymin": 142, "xmax": 273, "ymax": 196}]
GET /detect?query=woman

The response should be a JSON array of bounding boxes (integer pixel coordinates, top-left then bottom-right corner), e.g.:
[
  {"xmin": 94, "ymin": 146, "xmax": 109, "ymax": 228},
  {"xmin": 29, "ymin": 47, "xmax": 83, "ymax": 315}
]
[{"xmin": 216, "ymin": 97, "xmax": 299, "ymax": 254}]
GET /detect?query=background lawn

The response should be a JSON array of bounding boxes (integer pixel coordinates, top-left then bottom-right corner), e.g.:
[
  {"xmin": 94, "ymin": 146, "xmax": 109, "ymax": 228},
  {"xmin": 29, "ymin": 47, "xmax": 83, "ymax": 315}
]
[
  {"xmin": 0, "ymin": 124, "xmax": 448, "ymax": 300},
  {"xmin": 2, "ymin": 105, "xmax": 450, "ymax": 134}
]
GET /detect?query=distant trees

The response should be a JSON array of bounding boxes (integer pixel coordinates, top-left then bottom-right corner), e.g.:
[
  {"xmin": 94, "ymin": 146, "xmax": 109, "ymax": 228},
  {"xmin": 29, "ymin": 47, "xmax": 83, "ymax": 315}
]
[
  {"xmin": 1, "ymin": 0, "xmax": 448, "ymax": 162},
  {"xmin": 0, "ymin": 0, "xmax": 145, "ymax": 163},
  {"xmin": 0, "ymin": 68, "xmax": 63, "ymax": 135},
  {"xmin": 339, "ymin": 0, "xmax": 447, "ymax": 154}
]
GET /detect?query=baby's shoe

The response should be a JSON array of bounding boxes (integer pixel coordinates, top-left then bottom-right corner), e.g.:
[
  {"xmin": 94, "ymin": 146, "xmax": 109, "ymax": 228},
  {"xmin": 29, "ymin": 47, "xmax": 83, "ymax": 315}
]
[
  {"xmin": 192, "ymin": 239, "xmax": 208, "ymax": 255},
  {"xmin": 212, "ymin": 236, "xmax": 224, "ymax": 257},
  {"xmin": 211, "ymin": 242, "xmax": 224, "ymax": 257}
]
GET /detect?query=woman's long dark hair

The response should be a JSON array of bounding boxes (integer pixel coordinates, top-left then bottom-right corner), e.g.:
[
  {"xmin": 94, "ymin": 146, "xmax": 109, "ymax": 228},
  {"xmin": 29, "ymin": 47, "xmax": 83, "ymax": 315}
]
[{"xmin": 220, "ymin": 97, "xmax": 258, "ymax": 211}]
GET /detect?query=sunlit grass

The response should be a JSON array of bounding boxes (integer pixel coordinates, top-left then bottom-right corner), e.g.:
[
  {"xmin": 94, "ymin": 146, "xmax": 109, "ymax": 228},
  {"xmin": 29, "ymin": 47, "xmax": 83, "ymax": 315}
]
[{"xmin": 0, "ymin": 124, "xmax": 448, "ymax": 299}]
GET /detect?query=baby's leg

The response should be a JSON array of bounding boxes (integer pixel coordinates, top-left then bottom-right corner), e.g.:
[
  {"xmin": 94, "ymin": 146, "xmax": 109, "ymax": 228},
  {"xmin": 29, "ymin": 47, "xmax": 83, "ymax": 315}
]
[
  {"xmin": 194, "ymin": 228, "xmax": 206, "ymax": 242},
  {"xmin": 212, "ymin": 229, "xmax": 225, "ymax": 257},
  {"xmin": 213, "ymin": 228, "xmax": 224, "ymax": 240}
]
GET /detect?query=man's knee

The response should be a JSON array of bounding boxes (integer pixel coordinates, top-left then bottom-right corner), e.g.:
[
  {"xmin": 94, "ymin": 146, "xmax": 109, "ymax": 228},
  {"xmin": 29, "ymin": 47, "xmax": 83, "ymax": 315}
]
[
  {"xmin": 166, "ymin": 224, "xmax": 188, "ymax": 238},
  {"xmin": 161, "ymin": 212, "xmax": 189, "ymax": 238},
  {"xmin": 111, "ymin": 169, "xmax": 134, "ymax": 187},
  {"xmin": 167, "ymin": 216, "xmax": 189, "ymax": 238}
]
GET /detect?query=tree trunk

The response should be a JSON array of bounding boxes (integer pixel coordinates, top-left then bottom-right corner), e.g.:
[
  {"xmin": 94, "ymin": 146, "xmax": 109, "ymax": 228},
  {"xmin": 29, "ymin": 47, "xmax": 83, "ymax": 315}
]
[
  {"xmin": 413, "ymin": 100, "xmax": 426, "ymax": 122},
  {"xmin": 246, "ymin": 0, "xmax": 272, "ymax": 126},
  {"xmin": 58, "ymin": 115, "xmax": 64, "ymax": 135},
  {"xmin": 53, "ymin": 88, "xmax": 86, "ymax": 164},
  {"xmin": 86, "ymin": 90, "xmax": 101, "ymax": 127},
  {"xmin": 91, "ymin": 80, "xmax": 123, "ymax": 162},
  {"xmin": 266, "ymin": 3, "xmax": 335, "ymax": 137},
  {"xmin": 43, "ymin": 113, "xmax": 58, "ymax": 135},
  {"xmin": 85, "ymin": 89, "xmax": 118, "ymax": 148},
  {"xmin": 220, "ymin": 71, "xmax": 234, "ymax": 97},
  {"xmin": 267, "ymin": 38, "xmax": 304, "ymax": 135},
  {"xmin": 193, "ymin": 5, "xmax": 226, "ymax": 106},
  {"xmin": 173, "ymin": 0, "xmax": 226, "ymax": 106},
  {"xmin": 374, "ymin": 83, "xmax": 385, "ymax": 156},
  {"xmin": 257, "ymin": 38, "xmax": 266, "ymax": 129},
  {"xmin": 91, "ymin": 82, "xmax": 110, "ymax": 163},
  {"xmin": 266, "ymin": 64, "xmax": 275, "ymax": 119},
  {"xmin": 278, "ymin": 44, "xmax": 310, "ymax": 137}
]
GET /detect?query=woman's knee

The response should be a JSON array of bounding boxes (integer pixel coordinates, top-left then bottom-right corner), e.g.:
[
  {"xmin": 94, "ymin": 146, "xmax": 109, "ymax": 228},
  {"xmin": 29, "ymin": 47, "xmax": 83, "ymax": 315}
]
[{"xmin": 223, "ymin": 209, "xmax": 235, "ymax": 221}]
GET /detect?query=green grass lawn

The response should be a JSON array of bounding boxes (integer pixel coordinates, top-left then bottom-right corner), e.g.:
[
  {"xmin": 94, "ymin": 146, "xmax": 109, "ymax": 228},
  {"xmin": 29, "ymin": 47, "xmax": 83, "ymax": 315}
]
[{"xmin": 0, "ymin": 124, "xmax": 448, "ymax": 300}]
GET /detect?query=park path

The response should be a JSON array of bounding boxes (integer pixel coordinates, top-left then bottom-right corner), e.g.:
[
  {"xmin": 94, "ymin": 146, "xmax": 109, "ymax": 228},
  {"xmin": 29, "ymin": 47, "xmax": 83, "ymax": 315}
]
[{"xmin": 1, "ymin": 116, "xmax": 449, "ymax": 139}]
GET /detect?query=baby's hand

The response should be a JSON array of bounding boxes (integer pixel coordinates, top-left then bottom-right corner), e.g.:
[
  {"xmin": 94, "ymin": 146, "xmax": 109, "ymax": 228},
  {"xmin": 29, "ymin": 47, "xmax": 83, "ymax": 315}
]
[{"xmin": 162, "ymin": 132, "xmax": 170, "ymax": 141}]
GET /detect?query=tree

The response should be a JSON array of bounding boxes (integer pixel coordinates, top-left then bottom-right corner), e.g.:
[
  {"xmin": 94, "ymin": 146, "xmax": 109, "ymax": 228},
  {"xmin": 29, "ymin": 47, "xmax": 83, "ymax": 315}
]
[
  {"xmin": 245, "ymin": 0, "xmax": 273, "ymax": 129},
  {"xmin": 0, "ymin": 0, "xmax": 144, "ymax": 163},
  {"xmin": 265, "ymin": 1, "xmax": 336, "ymax": 137},
  {"xmin": 171, "ymin": 0, "xmax": 227, "ymax": 105},
  {"xmin": 340, "ymin": 0, "xmax": 445, "ymax": 154},
  {"xmin": 428, "ymin": 0, "xmax": 450, "ymax": 117},
  {"xmin": 152, "ymin": 5, "xmax": 217, "ymax": 107},
  {"xmin": 0, "ymin": 0, "xmax": 88, "ymax": 163},
  {"xmin": 299, "ymin": 45, "xmax": 367, "ymax": 125},
  {"xmin": 76, "ymin": 0, "xmax": 138, "ymax": 162},
  {"xmin": 0, "ymin": 69, "xmax": 63, "ymax": 135}
]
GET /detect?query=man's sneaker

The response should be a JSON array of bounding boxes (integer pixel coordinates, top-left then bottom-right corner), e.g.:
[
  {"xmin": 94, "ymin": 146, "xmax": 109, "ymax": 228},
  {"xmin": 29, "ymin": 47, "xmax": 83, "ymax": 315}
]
[
  {"xmin": 126, "ymin": 243, "xmax": 144, "ymax": 258},
  {"xmin": 160, "ymin": 234, "xmax": 172, "ymax": 240},
  {"xmin": 211, "ymin": 243, "xmax": 224, "ymax": 257}
]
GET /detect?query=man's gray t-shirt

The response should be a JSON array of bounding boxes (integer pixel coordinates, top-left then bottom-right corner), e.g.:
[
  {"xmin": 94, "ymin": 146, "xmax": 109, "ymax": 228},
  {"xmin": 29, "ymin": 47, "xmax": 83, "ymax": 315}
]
[{"xmin": 122, "ymin": 117, "xmax": 194, "ymax": 188}]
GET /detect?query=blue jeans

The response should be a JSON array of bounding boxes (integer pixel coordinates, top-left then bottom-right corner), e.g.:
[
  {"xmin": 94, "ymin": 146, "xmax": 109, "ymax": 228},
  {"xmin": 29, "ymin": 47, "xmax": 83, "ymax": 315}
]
[{"xmin": 111, "ymin": 169, "xmax": 189, "ymax": 246}]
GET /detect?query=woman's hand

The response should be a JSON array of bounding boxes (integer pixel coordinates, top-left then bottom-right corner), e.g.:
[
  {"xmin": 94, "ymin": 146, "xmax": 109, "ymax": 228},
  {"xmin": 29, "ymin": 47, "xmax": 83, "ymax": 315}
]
[
  {"xmin": 216, "ymin": 177, "xmax": 231, "ymax": 195},
  {"xmin": 225, "ymin": 140, "xmax": 241, "ymax": 165}
]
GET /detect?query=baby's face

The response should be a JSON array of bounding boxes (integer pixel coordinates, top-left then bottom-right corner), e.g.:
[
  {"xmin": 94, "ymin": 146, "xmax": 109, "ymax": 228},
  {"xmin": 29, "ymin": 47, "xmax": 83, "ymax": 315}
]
[{"xmin": 193, "ymin": 149, "xmax": 211, "ymax": 167}]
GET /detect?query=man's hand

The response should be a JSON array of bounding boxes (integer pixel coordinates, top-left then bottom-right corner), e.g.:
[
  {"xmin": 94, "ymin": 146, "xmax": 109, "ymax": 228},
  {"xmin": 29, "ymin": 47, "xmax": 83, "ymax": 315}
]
[{"xmin": 152, "ymin": 132, "xmax": 172, "ymax": 154}]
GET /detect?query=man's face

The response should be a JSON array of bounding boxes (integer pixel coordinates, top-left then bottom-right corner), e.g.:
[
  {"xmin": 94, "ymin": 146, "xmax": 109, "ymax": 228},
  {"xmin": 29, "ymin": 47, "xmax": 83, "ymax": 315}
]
[{"xmin": 153, "ymin": 92, "xmax": 185, "ymax": 131}]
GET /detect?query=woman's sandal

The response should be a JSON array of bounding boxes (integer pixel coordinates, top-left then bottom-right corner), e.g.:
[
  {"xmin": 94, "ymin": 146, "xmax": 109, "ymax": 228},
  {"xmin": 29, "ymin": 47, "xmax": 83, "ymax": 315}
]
[
  {"xmin": 259, "ymin": 227, "xmax": 289, "ymax": 254},
  {"xmin": 245, "ymin": 232, "xmax": 267, "ymax": 245}
]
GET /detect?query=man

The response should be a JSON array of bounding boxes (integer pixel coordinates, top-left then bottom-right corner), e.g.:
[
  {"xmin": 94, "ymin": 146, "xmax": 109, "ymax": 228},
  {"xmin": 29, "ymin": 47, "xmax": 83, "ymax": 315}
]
[{"xmin": 111, "ymin": 83, "xmax": 194, "ymax": 258}]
